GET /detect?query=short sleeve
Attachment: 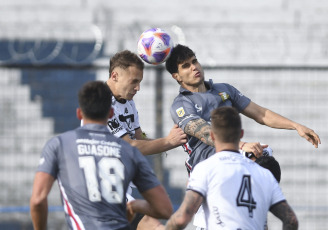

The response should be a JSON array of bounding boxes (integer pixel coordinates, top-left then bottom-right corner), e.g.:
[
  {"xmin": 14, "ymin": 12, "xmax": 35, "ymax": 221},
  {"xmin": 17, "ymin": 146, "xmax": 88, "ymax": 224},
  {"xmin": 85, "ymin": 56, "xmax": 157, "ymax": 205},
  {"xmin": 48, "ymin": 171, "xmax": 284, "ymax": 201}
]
[
  {"xmin": 270, "ymin": 178, "xmax": 286, "ymax": 207},
  {"xmin": 170, "ymin": 97, "xmax": 201, "ymax": 131},
  {"xmin": 186, "ymin": 162, "xmax": 207, "ymax": 197},
  {"xmin": 224, "ymin": 84, "xmax": 251, "ymax": 112},
  {"xmin": 37, "ymin": 137, "xmax": 60, "ymax": 178}
]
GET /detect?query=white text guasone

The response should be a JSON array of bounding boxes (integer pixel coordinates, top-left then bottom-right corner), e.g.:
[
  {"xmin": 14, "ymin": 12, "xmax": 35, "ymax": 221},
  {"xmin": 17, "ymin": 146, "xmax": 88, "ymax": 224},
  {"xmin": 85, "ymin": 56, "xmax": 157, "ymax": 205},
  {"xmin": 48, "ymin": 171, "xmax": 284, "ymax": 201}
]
[{"xmin": 77, "ymin": 144, "xmax": 121, "ymax": 157}]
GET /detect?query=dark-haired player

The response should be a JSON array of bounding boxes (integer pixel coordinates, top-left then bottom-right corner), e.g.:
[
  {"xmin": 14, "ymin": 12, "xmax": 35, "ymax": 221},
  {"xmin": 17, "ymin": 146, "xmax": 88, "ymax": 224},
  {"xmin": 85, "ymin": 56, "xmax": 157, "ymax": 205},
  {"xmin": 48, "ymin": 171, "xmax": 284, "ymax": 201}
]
[
  {"xmin": 164, "ymin": 107, "xmax": 298, "ymax": 230},
  {"xmin": 30, "ymin": 81, "xmax": 173, "ymax": 230},
  {"xmin": 165, "ymin": 44, "xmax": 320, "ymax": 174}
]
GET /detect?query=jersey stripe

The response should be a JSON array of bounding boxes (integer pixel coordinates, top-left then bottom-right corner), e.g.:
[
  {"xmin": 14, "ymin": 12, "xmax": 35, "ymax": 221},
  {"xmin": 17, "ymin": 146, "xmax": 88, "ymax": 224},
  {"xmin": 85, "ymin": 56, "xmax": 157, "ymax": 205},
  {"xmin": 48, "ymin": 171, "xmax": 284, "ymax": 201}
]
[{"xmin": 58, "ymin": 179, "xmax": 85, "ymax": 230}]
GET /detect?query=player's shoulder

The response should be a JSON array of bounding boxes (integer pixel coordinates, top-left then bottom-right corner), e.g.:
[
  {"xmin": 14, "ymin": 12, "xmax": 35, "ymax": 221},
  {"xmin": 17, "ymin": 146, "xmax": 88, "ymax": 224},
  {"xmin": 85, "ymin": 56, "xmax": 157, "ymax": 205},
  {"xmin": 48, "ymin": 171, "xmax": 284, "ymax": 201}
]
[
  {"xmin": 171, "ymin": 92, "xmax": 194, "ymax": 107},
  {"xmin": 212, "ymin": 82, "xmax": 234, "ymax": 91}
]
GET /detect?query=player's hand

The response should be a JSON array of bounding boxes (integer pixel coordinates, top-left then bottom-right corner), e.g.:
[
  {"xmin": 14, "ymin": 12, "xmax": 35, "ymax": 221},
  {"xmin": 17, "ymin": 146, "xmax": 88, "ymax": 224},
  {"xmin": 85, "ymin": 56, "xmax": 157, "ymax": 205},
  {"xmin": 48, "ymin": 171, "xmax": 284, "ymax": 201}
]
[
  {"xmin": 136, "ymin": 215, "xmax": 164, "ymax": 230},
  {"xmin": 241, "ymin": 142, "xmax": 268, "ymax": 158},
  {"xmin": 295, "ymin": 124, "xmax": 321, "ymax": 148},
  {"xmin": 166, "ymin": 124, "xmax": 187, "ymax": 147}
]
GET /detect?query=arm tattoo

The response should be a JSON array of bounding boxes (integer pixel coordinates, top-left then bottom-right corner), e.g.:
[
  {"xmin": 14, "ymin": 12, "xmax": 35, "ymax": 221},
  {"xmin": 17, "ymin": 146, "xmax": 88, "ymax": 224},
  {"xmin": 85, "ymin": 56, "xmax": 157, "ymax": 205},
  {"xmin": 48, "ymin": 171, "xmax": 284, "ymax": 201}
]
[
  {"xmin": 165, "ymin": 191, "xmax": 203, "ymax": 230},
  {"xmin": 185, "ymin": 119, "xmax": 214, "ymax": 146},
  {"xmin": 270, "ymin": 201, "xmax": 298, "ymax": 230}
]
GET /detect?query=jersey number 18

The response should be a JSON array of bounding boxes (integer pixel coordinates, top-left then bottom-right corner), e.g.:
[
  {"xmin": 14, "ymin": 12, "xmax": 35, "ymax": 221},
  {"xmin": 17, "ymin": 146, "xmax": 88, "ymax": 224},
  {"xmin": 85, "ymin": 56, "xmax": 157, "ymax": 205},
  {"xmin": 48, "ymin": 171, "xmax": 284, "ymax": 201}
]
[{"xmin": 79, "ymin": 156, "xmax": 124, "ymax": 204}]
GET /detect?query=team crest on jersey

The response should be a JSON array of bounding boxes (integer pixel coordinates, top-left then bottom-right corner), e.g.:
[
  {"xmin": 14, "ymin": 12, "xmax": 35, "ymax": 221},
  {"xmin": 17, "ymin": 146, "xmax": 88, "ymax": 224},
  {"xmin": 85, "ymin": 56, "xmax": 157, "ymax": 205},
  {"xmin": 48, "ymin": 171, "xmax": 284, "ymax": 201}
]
[
  {"xmin": 176, "ymin": 107, "xmax": 185, "ymax": 117},
  {"xmin": 219, "ymin": 92, "xmax": 230, "ymax": 102}
]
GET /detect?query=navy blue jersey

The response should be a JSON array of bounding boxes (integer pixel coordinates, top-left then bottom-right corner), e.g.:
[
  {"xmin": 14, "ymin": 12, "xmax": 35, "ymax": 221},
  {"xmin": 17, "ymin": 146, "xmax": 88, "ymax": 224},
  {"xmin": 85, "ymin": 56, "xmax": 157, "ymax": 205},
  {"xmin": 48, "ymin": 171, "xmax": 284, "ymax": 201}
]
[
  {"xmin": 170, "ymin": 80, "xmax": 251, "ymax": 172},
  {"xmin": 37, "ymin": 124, "xmax": 160, "ymax": 230}
]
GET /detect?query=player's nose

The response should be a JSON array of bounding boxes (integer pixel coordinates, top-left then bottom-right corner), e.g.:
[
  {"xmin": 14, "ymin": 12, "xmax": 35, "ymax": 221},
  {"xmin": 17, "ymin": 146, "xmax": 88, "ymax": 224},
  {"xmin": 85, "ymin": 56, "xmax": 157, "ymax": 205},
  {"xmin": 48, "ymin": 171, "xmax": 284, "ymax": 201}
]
[{"xmin": 134, "ymin": 83, "xmax": 140, "ymax": 91}]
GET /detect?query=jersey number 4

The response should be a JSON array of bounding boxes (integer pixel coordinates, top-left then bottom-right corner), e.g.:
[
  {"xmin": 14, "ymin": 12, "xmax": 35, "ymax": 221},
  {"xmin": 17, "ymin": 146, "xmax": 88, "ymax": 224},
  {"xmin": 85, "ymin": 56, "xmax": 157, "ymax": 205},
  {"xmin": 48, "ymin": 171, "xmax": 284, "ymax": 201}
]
[
  {"xmin": 79, "ymin": 156, "xmax": 124, "ymax": 204},
  {"xmin": 236, "ymin": 175, "xmax": 257, "ymax": 217}
]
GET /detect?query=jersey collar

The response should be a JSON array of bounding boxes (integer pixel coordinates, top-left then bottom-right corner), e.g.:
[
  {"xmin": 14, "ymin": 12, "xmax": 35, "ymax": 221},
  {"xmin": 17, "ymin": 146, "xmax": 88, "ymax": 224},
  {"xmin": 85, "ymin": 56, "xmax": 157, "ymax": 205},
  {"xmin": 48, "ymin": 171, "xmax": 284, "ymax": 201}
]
[{"xmin": 179, "ymin": 79, "xmax": 213, "ymax": 94}]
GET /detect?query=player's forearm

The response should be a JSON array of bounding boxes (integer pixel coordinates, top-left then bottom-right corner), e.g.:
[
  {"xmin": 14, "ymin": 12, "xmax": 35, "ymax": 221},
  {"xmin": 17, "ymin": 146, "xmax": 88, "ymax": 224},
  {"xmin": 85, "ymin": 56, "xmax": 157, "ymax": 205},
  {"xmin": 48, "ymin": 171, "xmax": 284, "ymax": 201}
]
[
  {"xmin": 30, "ymin": 199, "xmax": 48, "ymax": 230},
  {"xmin": 165, "ymin": 207, "xmax": 193, "ymax": 230},
  {"xmin": 261, "ymin": 109, "xmax": 298, "ymax": 130},
  {"xmin": 128, "ymin": 199, "xmax": 171, "ymax": 219},
  {"xmin": 128, "ymin": 138, "xmax": 175, "ymax": 155}
]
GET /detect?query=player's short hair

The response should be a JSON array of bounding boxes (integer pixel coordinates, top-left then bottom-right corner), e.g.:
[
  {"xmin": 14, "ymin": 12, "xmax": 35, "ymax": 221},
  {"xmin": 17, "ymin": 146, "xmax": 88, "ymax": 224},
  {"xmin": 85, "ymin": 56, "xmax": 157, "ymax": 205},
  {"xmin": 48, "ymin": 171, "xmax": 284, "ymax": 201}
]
[
  {"xmin": 255, "ymin": 156, "xmax": 281, "ymax": 183},
  {"xmin": 210, "ymin": 107, "xmax": 241, "ymax": 144},
  {"xmin": 165, "ymin": 44, "xmax": 196, "ymax": 74},
  {"xmin": 109, "ymin": 50, "xmax": 144, "ymax": 75},
  {"xmin": 78, "ymin": 81, "xmax": 112, "ymax": 121}
]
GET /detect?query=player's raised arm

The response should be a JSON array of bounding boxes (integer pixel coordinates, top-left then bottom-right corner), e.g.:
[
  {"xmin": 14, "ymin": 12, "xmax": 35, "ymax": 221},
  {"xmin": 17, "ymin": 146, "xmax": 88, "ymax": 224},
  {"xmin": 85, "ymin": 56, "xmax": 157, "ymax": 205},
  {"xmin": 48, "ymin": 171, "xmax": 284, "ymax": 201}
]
[
  {"xmin": 242, "ymin": 101, "xmax": 321, "ymax": 148},
  {"xmin": 122, "ymin": 125, "xmax": 187, "ymax": 156}
]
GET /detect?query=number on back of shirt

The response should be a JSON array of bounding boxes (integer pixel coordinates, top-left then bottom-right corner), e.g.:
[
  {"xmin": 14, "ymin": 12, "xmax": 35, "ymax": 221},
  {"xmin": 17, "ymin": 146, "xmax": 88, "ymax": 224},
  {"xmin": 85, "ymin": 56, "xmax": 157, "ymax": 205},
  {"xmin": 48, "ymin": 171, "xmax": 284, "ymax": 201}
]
[
  {"xmin": 79, "ymin": 156, "xmax": 124, "ymax": 203},
  {"xmin": 236, "ymin": 175, "xmax": 257, "ymax": 217}
]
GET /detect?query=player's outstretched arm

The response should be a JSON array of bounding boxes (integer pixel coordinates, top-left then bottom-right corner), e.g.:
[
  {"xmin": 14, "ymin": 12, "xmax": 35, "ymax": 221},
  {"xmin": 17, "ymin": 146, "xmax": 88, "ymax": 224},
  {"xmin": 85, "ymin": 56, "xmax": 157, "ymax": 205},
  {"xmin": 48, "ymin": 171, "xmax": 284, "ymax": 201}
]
[
  {"xmin": 30, "ymin": 172, "xmax": 55, "ymax": 230},
  {"xmin": 242, "ymin": 101, "xmax": 321, "ymax": 148},
  {"xmin": 127, "ymin": 185, "xmax": 173, "ymax": 219},
  {"xmin": 122, "ymin": 125, "xmax": 187, "ymax": 156},
  {"xmin": 270, "ymin": 201, "xmax": 298, "ymax": 230},
  {"xmin": 165, "ymin": 190, "xmax": 203, "ymax": 230}
]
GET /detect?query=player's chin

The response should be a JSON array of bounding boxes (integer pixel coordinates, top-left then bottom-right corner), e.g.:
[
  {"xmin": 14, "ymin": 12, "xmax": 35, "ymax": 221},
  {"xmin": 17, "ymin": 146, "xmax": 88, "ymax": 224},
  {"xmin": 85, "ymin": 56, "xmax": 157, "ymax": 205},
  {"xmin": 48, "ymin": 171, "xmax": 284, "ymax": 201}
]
[{"xmin": 127, "ymin": 94, "xmax": 136, "ymax": 100}]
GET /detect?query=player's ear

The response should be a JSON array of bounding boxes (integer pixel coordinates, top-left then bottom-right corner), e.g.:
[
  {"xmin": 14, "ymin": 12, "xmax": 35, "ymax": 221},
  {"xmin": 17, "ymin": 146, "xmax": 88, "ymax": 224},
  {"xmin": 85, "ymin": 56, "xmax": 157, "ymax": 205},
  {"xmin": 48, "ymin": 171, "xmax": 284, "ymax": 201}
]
[
  {"xmin": 108, "ymin": 107, "xmax": 114, "ymax": 119},
  {"xmin": 111, "ymin": 71, "xmax": 118, "ymax": 81},
  {"xmin": 210, "ymin": 130, "xmax": 215, "ymax": 142},
  {"xmin": 240, "ymin": 129, "xmax": 244, "ymax": 139},
  {"xmin": 172, "ymin": 73, "xmax": 181, "ymax": 82},
  {"xmin": 76, "ymin": 108, "xmax": 83, "ymax": 120}
]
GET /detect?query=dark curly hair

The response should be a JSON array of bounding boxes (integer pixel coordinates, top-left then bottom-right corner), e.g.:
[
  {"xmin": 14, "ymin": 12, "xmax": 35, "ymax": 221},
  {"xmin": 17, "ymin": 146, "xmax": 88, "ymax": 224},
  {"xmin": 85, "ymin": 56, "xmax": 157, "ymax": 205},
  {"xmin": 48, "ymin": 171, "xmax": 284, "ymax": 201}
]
[{"xmin": 256, "ymin": 156, "xmax": 281, "ymax": 183}]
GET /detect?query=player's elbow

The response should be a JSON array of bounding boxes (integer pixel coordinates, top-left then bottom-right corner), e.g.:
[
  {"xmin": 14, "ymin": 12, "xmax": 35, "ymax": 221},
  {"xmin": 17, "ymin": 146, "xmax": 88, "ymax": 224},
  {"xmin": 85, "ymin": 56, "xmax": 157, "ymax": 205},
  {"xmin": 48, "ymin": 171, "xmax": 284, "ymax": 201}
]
[{"xmin": 30, "ymin": 195, "xmax": 47, "ymax": 211}]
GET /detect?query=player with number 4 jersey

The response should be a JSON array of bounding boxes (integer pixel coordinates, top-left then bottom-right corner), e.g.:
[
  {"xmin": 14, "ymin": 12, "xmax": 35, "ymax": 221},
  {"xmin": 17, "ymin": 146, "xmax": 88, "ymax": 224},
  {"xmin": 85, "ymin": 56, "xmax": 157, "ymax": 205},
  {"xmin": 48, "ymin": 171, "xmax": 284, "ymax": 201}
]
[
  {"xmin": 189, "ymin": 150, "xmax": 283, "ymax": 229},
  {"xmin": 164, "ymin": 107, "xmax": 298, "ymax": 230}
]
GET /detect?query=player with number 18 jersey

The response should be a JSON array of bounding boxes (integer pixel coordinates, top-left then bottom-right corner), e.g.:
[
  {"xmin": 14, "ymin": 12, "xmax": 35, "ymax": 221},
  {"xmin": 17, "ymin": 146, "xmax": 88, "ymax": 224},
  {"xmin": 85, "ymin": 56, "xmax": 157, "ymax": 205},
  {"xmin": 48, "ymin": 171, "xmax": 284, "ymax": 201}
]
[{"xmin": 37, "ymin": 124, "xmax": 160, "ymax": 230}]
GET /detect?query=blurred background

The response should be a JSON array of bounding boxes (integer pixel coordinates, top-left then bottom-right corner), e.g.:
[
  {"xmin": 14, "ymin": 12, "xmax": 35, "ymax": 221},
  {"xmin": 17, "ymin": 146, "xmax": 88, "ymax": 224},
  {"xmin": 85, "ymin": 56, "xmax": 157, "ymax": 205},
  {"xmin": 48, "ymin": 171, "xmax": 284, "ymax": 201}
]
[{"xmin": 0, "ymin": 0, "xmax": 327, "ymax": 229}]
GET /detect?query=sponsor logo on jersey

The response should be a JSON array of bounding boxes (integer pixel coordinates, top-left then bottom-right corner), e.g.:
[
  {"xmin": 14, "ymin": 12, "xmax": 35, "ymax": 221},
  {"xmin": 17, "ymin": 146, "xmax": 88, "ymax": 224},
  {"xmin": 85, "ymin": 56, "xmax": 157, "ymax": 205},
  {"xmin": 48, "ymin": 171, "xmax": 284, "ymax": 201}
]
[
  {"xmin": 195, "ymin": 104, "xmax": 202, "ymax": 112},
  {"xmin": 107, "ymin": 118, "xmax": 122, "ymax": 134},
  {"xmin": 119, "ymin": 114, "xmax": 134, "ymax": 129},
  {"xmin": 219, "ymin": 92, "xmax": 230, "ymax": 102},
  {"xmin": 176, "ymin": 107, "xmax": 185, "ymax": 117}
]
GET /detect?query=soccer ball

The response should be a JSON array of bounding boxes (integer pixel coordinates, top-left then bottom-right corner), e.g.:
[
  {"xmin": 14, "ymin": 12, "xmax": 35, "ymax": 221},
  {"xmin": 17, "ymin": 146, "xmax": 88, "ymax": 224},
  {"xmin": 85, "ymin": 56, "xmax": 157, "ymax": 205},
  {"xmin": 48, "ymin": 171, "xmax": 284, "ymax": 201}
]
[{"xmin": 137, "ymin": 28, "xmax": 174, "ymax": 65}]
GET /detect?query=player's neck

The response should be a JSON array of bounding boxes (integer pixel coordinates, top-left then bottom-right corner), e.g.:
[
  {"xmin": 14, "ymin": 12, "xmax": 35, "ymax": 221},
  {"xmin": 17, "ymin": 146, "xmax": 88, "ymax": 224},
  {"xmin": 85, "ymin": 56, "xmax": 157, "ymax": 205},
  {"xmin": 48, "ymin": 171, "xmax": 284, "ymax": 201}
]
[
  {"xmin": 83, "ymin": 118, "xmax": 107, "ymax": 126},
  {"xmin": 183, "ymin": 82, "xmax": 207, "ymax": 93},
  {"xmin": 215, "ymin": 142, "xmax": 239, "ymax": 153}
]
